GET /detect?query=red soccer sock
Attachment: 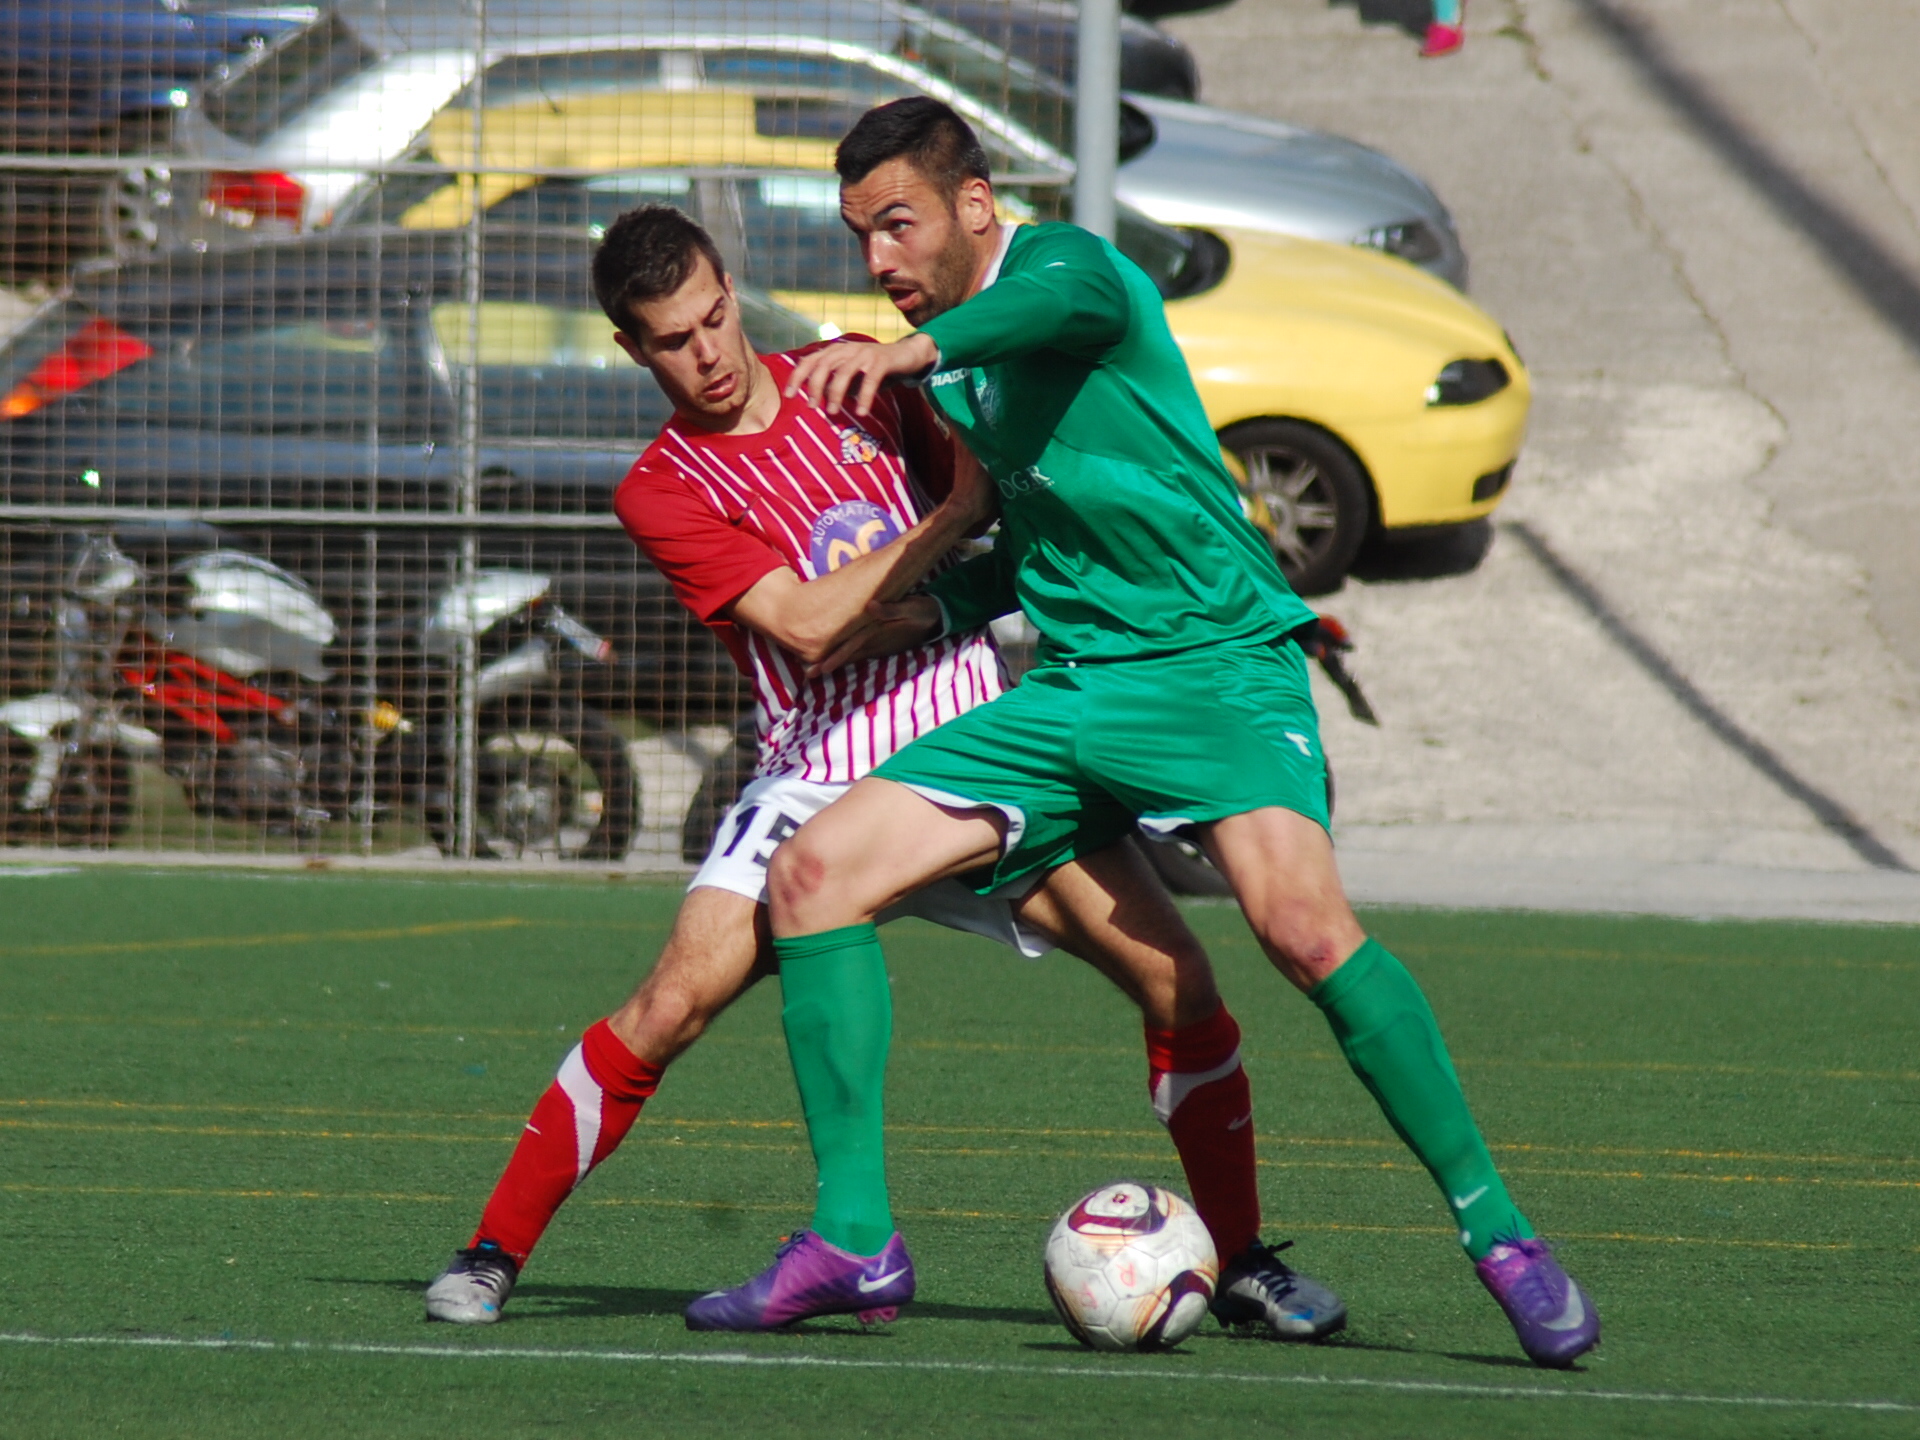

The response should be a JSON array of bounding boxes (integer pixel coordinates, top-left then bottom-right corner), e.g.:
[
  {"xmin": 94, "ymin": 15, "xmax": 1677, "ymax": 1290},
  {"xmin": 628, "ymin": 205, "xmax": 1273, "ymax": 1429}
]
[
  {"xmin": 1146, "ymin": 1004, "xmax": 1261, "ymax": 1262},
  {"xmin": 471, "ymin": 1019, "xmax": 663, "ymax": 1266}
]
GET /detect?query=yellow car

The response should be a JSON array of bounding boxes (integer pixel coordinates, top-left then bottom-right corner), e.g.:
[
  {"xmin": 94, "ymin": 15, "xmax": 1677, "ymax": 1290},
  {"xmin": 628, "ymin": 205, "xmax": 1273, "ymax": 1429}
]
[{"xmin": 356, "ymin": 92, "xmax": 1527, "ymax": 592}]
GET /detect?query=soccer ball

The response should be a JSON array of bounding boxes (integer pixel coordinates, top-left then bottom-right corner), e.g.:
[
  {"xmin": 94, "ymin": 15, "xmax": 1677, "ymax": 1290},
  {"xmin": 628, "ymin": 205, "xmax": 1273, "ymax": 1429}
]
[{"xmin": 1043, "ymin": 1181, "xmax": 1218, "ymax": 1352}]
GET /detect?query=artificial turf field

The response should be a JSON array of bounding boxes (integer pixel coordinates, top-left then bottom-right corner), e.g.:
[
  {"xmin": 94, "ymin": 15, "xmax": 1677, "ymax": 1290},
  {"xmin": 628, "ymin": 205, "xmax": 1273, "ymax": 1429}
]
[{"xmin": 0, "ymin": 866, "xmax": 1915, "ymax": 1439}]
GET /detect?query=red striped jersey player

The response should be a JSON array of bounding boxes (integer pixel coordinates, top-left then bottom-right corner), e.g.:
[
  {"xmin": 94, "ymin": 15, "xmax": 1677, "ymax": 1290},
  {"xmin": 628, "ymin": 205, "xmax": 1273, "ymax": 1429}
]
[{"xmin": 422, "ymin": 204, "xmax": 1346, "ymax": 1340}]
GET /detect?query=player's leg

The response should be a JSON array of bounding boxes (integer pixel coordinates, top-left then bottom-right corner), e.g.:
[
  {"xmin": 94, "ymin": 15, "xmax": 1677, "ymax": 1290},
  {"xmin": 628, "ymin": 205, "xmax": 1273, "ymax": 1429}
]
[
  {"xmin": 1202, "ymin": 806, "xmax": 1598, "ymax": 1367},
  {"xmin": 1014, "ymin": 840, "xmax": 1347, "ymax": 1340},
  {"xmin": 426, "ymin": 885, "xmax": 769, "ymax": 1323},
  {"xmin": 682, "ymin": 777, "xmax": 1005, "ymax": 1332}
]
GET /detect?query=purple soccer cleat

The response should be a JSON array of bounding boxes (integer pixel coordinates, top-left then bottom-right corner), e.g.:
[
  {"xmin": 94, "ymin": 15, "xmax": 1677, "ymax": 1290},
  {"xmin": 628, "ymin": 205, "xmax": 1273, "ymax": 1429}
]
[
  {"xmin": 1475, "ymin": 1237, "xmax": 1600, "ymax": 1368},
  {"xmin": 684, "ymin": 1230, "xmax": 916, "ymax": 1332}
]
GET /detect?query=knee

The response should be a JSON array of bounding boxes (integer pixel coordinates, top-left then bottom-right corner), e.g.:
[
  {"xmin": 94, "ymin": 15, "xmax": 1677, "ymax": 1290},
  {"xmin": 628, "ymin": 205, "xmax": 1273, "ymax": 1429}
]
[
  {"xmin": 1252, "ymin": 904, "xmax": 1362, "ymax": 991},
  {"xmin": 765, "ymin": 834, "xmax": 831, "ymax": 922}
]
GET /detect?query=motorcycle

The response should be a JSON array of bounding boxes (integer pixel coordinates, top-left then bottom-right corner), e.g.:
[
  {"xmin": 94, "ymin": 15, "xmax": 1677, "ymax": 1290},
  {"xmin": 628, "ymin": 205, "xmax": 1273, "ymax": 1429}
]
[{"xmin": 0, "ymin": 528, "xmax": 635, "ymax": 859}]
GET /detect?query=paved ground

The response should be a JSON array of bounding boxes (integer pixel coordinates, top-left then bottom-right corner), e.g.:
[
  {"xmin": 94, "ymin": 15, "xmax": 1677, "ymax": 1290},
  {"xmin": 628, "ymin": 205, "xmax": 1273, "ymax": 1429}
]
[
  {"xmin": 1166, "ymin": 0, "xmax": 1920, "ymax": 901},
  {"xmin": 8, "ymin": 2, "xmax": 1920, "ymax": 919}
]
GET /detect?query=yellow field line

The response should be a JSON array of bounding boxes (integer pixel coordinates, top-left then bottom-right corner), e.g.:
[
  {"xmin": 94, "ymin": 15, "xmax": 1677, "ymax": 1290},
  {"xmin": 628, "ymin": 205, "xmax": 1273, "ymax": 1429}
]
[
  {"xmin": 0, "ymin": 917, "xmax": 531, "ymax": 958},
  {"xmin": 4, "ymin": 1012, "xmax": 1916, "ymax": 1086},
  {"xmin": 8, "ymin": 1099, "xmax": 1909, "ymax": 1171},
  {"xmin": 0, "ymin": 1182, "xmax": 455, "ymax": 1203},
  {"xmin": 10, "ymin": 1118, "xmax": 1918, "ymax": 1194},
  {"xmin": 1, "ymin": 1181, "xmax": 1899, "ymax": 1256}
]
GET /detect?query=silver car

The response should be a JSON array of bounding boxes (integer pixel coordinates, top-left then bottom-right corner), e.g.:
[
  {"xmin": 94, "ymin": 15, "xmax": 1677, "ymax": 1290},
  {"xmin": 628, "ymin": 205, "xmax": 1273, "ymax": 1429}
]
[{"xmin": 154, "ymin": 0, "xmax": 1466, "ymax": 286}]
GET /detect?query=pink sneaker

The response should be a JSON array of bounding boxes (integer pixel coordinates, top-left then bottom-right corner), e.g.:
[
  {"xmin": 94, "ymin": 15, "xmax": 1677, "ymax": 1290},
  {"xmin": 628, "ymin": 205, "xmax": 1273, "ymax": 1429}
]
[{"xmin": 1421, "ymin": 22, "xmax": 1465, "ymax": 57}]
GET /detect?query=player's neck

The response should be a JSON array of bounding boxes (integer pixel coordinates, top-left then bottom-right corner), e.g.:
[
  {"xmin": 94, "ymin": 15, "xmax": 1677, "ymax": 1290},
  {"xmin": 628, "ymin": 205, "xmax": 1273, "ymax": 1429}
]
[
  {"xmin": 964, "ymin": 222, "xmax": 1013, "ymax": 300},
  {"xmin": 677, "ymin": 355, "xmax": 782, "ymax": 437}
]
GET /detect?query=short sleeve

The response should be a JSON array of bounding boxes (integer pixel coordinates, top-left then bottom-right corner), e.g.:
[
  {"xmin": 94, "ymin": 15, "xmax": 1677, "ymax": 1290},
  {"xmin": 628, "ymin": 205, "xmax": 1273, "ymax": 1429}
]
[{"xmin": 613, "ymin": 458, "xmax": 788, "ymax": 623}]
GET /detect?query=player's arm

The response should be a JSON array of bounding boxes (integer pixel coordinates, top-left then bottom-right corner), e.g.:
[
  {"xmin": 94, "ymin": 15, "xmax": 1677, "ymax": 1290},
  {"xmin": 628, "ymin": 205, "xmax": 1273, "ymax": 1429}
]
[
  {"xmin": 787, "ymin": 229, "xmax": 1130, "ymax": 416},
  {"xmin": 726, "ymin": 446, "xmax": 995, "ymax": 666},
  {"xmin": 807, "ymin": 538, "xmax": 1017, "ymax": 675}
]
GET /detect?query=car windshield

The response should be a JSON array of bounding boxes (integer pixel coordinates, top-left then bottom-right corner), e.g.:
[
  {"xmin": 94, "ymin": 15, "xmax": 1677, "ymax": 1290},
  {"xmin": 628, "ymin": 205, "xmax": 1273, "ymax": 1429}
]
[
  {"xmin": 202, "ymin": 12, "xmax": 380, "ymax": 145},
  {"xmin": 435, "ymin": 38, "xmax": 1064, "ymax": 174},
  {"xmin": 896, "ymin": 17, "xmax": 1072, "ymax": 158}
]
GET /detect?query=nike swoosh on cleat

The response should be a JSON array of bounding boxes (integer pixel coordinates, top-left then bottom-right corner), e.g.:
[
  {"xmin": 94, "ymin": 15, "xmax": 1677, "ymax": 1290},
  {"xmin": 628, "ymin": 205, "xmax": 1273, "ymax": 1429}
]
[
  {"xmin": 857, "ymin": 1268, "xmax": 909, "ymax": 1293},
  {"xmin": 1542, "ymin": 1287, "xmax": 1587, "ymax": 1332},
  {"xmin": 1450, "ymin": 1186, "xmax": 1488, "ymax": 1211}
]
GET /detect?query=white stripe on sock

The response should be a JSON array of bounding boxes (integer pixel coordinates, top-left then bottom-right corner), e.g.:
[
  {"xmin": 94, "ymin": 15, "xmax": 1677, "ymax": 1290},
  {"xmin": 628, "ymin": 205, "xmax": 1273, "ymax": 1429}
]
[
  {"xmin": 1151, "ymin": 1048, "xmax": 1244, "ymax": 1126},
  {"xmin": 555, "ymin": 1044, "xmax": 603, "ymax": 1185}
]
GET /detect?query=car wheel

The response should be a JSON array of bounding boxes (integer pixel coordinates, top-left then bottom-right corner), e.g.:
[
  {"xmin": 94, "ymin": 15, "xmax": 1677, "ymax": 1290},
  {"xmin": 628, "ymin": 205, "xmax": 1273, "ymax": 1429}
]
[{"xmin": 1220, "ymin": 419, "xmax": 1373, "ymax": 596}]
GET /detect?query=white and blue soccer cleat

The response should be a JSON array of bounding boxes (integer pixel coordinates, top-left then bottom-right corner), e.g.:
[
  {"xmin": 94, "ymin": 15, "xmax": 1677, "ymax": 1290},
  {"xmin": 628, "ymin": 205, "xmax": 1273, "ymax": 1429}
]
[
  {"xmin": 1212, "ymin": 1239, "xmax": 1348, "ymax": 1340},
  {"xmin": 425, "ymin": 1242, "xmax": 519, "ymax": 1324}
]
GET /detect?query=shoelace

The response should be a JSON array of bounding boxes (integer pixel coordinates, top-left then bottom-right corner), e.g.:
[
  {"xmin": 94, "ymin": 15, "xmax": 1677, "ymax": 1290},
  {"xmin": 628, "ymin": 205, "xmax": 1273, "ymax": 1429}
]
[
  {"xmin": 1494, "ymin": 1243, "xmax": 1560, "ymax": 1315},
  {"xmin": 1236, "ymin": 1240, "xmax": 1301, "ymax": 1298}
]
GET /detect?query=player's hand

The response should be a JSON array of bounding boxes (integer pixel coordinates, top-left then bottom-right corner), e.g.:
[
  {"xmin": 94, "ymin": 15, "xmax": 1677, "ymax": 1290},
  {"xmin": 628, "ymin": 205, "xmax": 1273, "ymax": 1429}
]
[
  {"xmin": 806, "ymin": 596, "xmax": 942, "ymax": 676},
  {"xmin": 787, "ymin": 333, "xmax": 940, "ymax": 418}
]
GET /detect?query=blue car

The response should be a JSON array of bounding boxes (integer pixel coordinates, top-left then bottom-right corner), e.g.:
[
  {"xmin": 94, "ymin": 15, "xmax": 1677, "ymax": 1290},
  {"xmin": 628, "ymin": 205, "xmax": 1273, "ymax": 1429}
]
[{"xmin": 0, "ymin": 0, "xmax": 313, "ymax": 279}]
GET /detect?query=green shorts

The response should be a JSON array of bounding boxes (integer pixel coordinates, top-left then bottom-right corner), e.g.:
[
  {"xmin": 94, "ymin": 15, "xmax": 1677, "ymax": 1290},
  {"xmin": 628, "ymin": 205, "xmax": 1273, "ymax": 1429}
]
[{"xmin": 871, "ymin": 637, "xmax": 1330, "ymax": 894}]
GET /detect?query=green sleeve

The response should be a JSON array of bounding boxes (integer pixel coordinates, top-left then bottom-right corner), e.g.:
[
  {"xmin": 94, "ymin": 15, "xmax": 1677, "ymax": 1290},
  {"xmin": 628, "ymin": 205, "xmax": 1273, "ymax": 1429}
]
[
  {"xmin": 919, "ymin": 225, "xmax": 1130, "ymax": 370},
  {"xmin": 926, "ymin": 544, "xmax": 1018, "ymax": 635}
]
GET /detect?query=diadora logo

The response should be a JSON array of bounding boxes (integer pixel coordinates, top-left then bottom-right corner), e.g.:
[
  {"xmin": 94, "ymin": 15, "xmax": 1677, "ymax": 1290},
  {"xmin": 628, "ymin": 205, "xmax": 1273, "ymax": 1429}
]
[
  {"xmin": 929, "ymin": 371, "xmax": 966, "ymax": 389},
  {"xmin": 838, "ymin": 424, "xmax": 882, "ymax": 466},
  {"xmin": 995, "ymin": 466, "xmax": 1053, "ymax": 501},
  {"xmin": 808, "ymin": 499, "xmax": 901, "ymax": 574}
]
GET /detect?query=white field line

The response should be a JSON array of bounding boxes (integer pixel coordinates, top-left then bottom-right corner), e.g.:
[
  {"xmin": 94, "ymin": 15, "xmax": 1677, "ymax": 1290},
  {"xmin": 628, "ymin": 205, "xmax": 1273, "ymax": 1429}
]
[{"xmin": 0, "ymin": 1332, "xmax": 1913, "ymax": 1415}]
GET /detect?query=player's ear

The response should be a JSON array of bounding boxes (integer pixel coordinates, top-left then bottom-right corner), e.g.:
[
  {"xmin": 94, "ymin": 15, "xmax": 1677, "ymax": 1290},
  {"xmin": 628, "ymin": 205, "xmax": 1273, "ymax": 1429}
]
[
  {"xmin": 955, "ymin": 177, "xmax": 997, "ymax": 237},
  {"xmin": 612, "ymin": 329, "xmax": 647, "ymax": 368}
]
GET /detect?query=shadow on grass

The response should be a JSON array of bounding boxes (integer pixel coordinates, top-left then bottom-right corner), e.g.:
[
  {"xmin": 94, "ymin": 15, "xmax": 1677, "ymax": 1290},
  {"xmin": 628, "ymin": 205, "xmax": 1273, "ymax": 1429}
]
[{"xmin": 314, "ymin": 1276, "xmax": 1056, "ymax": 1328}]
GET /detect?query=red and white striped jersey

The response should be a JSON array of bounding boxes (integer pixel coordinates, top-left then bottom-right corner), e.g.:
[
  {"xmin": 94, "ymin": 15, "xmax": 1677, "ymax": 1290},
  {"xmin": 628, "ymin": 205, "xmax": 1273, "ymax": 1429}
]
[{"xmin": 614, "ymin": 344, "xmax": 1006, "ymax": 785}]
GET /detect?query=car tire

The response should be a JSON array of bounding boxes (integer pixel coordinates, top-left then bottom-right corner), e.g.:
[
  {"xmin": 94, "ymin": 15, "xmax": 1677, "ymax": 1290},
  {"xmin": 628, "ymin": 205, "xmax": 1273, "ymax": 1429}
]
[{"xmin": 1220, "ymin": 419, "xmax": 1373, "ymax": 596}]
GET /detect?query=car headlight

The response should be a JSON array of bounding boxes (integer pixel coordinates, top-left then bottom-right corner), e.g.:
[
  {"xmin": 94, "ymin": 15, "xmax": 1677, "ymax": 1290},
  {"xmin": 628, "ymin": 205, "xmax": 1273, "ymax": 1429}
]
[
  {"xmin": 1353, "ymin": 218, "xmax": 1445, "ymax": 265},
  {"xmin": 1426, "ymin": 358, "xmax": 1510, "ymax": 406}
]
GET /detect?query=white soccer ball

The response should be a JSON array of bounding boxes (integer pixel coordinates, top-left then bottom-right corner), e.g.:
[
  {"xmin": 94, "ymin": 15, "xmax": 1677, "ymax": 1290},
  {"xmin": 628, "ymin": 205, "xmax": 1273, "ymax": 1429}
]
[{"xmin": 1043, "ymin": 1181, "xmax": 1219, "ymax": 1352}]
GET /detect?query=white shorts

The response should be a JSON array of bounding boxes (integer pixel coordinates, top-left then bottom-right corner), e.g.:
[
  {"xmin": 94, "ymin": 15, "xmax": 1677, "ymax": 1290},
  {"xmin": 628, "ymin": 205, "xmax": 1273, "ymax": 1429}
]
[{"xmin": 690, "ymin": 774, "xmax": 1055, "ymax": 959}]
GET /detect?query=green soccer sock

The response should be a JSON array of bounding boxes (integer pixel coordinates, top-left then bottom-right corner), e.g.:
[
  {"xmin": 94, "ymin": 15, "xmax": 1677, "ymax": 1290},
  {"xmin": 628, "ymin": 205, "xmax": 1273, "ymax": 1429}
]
[
  {"xmin": 1310, "ymin": 938, "xmax": 1534, "ymax": 1260},
  {"xmin": 773, "ymin": 924, "xmax": 896, "ymax": 1257}
]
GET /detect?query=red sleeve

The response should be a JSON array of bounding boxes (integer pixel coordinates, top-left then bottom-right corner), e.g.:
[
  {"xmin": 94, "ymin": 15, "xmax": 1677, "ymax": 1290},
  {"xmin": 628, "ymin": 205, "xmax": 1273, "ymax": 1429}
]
[
  {"xmin": 894, "ymin": 386, "xmax": 956, "ymax": 505},
  {"xmin": 613, "ymin": 455, "xmax": 787, "ymax": 624}
]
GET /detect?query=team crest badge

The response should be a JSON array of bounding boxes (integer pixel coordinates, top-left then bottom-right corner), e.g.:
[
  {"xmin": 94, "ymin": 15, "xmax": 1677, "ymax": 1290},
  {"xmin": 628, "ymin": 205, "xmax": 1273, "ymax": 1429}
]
[
  {"xmin": 839, "ymin": 425, "xmax": 882, "ymax": 466},
  {"xmin": 808, "ymin": 500, "xmax": 901, "ymax": 575}
]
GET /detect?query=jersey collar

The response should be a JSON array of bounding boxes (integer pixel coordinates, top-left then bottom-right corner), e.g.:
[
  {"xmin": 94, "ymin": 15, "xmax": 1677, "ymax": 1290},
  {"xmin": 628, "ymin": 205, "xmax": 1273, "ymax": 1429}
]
[{"xmin": 977, "ymin": 222, "xmax": 1019, "ymax": 292}]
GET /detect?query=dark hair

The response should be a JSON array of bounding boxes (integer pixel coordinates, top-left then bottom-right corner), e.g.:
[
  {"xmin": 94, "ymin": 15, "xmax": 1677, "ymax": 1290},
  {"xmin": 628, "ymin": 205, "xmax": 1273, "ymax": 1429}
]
[
  {"xmin": 590, "ymin": 204, "xmax": 726, "ymax": 338},
  {"xmin": 835, "ymin": 97, "xmax": 991, "ymax": 201}
]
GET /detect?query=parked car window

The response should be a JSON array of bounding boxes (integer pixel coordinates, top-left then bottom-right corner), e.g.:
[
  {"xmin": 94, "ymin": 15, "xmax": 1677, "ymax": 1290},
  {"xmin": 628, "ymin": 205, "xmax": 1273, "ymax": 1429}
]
[
  {"xmin": 735, "ymin": 175, "xmax": 871, "ymax": 295},
  {"xmin": 86, "ymin": 318, "xmax": 413, "ymax": 435},
  {"xmin": 484, "ymin": 174, "xmax": 692, "ymax": 235},
  {"xmin": 430, "ymin": 302, "xmax": 673, "ymax": 442},
  {"xmin": 202, "ymin": 13, "xmax": 380, "ymax": 145},
  {"xmin": 453, "ymin": 50, "xmax": 666, "ymax": 111}
]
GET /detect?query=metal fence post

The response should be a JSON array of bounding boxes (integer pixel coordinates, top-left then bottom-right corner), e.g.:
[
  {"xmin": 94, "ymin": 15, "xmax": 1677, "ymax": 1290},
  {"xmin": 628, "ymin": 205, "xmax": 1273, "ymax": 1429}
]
[
  {"xmin": 454, "ymin": 0, "xmax": 488, "ymax": 860},
  {"xmin": 1074, "ymin": 0, "xmax": 1121, "ymax": 241}
]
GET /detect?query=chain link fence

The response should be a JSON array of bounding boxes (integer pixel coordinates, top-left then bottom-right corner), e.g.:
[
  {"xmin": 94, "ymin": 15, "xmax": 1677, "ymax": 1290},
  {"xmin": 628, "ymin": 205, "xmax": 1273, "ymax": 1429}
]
[{"xmin": 0, "ymin": 0, "xmax": 1073, "ymax": 864}]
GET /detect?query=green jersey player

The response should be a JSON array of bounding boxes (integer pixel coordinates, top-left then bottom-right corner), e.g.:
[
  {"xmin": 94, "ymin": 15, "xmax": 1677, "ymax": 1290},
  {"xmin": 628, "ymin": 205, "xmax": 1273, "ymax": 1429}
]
[{"xmin": 692, "ymin": 97, "xmax": 1598, "ymax": 1369}]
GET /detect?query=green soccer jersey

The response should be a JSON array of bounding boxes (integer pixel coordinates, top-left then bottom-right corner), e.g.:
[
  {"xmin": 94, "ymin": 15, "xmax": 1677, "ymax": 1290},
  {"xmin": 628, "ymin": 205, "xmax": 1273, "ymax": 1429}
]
[{"xmin": 918, "ymin": 222, "xmax": 1315, "ymax": 664}]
